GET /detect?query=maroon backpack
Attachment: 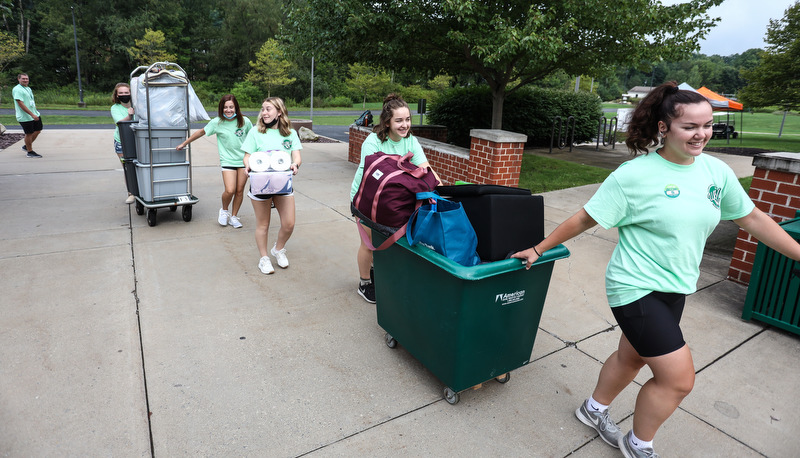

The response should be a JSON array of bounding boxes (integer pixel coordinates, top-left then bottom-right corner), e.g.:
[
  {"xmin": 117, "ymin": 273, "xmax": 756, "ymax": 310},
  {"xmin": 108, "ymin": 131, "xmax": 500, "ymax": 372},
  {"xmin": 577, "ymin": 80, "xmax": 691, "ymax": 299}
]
[{"xmin": 352, "ymin": 152, "xmax": 438, "ymax": 249}]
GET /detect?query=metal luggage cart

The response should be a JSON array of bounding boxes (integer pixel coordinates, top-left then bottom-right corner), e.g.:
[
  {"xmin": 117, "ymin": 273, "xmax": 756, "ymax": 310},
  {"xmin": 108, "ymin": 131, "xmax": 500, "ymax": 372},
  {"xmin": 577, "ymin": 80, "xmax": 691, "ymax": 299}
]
[{"xmin": 129, "ymin": 62, "xmax": 198, "ymax": 227}]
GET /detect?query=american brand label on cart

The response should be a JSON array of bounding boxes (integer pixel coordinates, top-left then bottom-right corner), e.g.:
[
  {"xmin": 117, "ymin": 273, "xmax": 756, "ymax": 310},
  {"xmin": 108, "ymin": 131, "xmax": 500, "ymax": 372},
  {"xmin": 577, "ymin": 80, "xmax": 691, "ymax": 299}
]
[{"xmin": 495, "ymin": 290, "xmax": 525, "ymax": 306}]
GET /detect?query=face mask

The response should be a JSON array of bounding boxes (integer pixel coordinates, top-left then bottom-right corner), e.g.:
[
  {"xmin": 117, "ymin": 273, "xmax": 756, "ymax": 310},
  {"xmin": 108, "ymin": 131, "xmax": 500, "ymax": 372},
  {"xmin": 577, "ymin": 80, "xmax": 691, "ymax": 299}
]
[
  {"xmin": 118, "ymin": 95, "xmax": 131, "ymax": 103},
  {"xmin": 224, "ymin": 113, "xmax": 236, "ymax": 120},
  {"xmin": 263, "ymin": 118, "xmax": 278, "ymax": 128}
]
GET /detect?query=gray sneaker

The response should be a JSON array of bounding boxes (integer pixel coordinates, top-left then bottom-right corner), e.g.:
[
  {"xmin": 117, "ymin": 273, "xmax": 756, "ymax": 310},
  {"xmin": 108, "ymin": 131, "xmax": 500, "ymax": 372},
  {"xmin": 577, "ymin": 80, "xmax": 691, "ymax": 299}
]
[
  {"xmin": 619, "ymin": 430, "xmax": 660, "ymax": 458},
  {"xmin": 575, "ymin": 400, "xmax": 622, "ymax": 448}
]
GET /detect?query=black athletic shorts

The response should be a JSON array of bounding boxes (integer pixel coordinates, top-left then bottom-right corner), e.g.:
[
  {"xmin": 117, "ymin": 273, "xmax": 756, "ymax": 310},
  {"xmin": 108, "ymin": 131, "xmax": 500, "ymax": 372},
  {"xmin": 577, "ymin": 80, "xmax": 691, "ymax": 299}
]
[
  {"xmin": 19, "ymin": 117, "xmax": 43, "ymax": 134},
  {"xmin": 612, "ymin": 291, "xmax": 686, "ymax": 358}
]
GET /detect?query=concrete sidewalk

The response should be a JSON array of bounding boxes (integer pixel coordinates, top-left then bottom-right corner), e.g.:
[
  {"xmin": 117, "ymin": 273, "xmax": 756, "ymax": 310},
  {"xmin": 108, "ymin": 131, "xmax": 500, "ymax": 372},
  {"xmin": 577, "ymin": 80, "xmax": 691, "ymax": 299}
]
[{"xmin": 1, "ymin": 130, "xmax": 798, "ymax": 457}]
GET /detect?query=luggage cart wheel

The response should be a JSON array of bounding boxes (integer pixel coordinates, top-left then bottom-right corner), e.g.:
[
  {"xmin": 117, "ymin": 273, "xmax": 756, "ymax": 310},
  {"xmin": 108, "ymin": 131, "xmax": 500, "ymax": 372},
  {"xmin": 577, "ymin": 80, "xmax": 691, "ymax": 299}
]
[
  {"xmin": 443, "ymin": 387, "xmax": 460, "ymax": 405},
  {"xmin": 169, "ymin": 205, "xmax": 177, "ymax": 212},
  {"xmin": 135, "ymin": 201, "xmax": 144, "ymax": 215},
  {"xmin": 385, "ymin": 332, "xmax": 397, "ymax": 349},
  {"xmin": 146, "ymin": 208, "xmax": 157, "ymax": 227},
  {"xmin": 182, "ymin": 205, "xmax": 192, "ymax": 222},
  {"xmin": 495, "ymin": 373, "xmax": 510, "ymax": 384}
]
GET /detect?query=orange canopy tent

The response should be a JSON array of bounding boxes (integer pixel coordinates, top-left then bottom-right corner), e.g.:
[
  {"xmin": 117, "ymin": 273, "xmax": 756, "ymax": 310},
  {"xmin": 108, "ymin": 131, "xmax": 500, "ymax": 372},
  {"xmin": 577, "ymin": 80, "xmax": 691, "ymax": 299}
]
[{"xmin": 696, "ymin": 86, "xmax": 744, "ymax": 111}]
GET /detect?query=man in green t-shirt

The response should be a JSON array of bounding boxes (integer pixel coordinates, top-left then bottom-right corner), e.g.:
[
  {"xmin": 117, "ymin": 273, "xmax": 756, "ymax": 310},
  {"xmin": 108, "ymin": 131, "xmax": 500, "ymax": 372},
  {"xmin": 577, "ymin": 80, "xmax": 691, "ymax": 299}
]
[{"xmin": 13, "ymin": 73, "xmax": 43, "ymax": 158}]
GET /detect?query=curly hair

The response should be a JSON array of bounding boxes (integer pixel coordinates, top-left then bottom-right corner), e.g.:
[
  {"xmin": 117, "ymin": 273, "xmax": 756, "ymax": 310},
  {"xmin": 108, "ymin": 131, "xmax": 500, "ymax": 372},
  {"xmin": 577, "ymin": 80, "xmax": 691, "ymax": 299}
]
[
  {"xmin": 625, "ymin": 81, "xmax": 711, "ymax": 155},
  {"xmin": 373, "ymin": 93, "xmax": 412, "ymax": 142}
]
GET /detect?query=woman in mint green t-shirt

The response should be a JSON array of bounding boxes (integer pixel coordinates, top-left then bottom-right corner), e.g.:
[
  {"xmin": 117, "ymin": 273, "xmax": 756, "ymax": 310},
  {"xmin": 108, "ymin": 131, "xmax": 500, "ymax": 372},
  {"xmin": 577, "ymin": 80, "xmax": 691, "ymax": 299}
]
[
  {"xmin": 110, "ymin": 83, "xmax": 136, "ymax": 204},
  {"xmin": 241, "ymin": 97, "xmax": 302, "ymax": 275},
  {"xmin": 177, "ymin": 95, "xmax": 253, "ymax": 229},
  {"xmin": 513, "ymin": 81, "xmax": 800, "ymax": 458},
  {"xmin": 349, "ymin": 93, "xmax": 441, "ymax": 303}
]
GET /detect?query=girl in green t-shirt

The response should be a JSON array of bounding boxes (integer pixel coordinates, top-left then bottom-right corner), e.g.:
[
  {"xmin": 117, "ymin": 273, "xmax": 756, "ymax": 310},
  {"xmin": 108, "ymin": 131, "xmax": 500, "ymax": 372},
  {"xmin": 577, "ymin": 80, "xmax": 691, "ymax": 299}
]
[
  {"xmin": 177, "ymin": 95, "xmax": 253, "ymax": 229},
  {"xmin": 349, "ymin": 93, "xmax": 441, "ymax": 303},
  {"xmin": 241, "ymin": 97, "xmax": 302, "ymax": 275},
  {"xmin": 513, "ymin": 81, "xmax": 800, "ymax": 458},
  {"xmin": 110, "ymin": 83, "xmax": 136, "ymax": 204}
]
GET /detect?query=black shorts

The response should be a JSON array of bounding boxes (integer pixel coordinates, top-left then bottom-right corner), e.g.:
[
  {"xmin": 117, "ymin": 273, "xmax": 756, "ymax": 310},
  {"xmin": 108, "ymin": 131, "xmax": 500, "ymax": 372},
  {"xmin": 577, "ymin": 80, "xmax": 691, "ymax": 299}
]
[
  {"xmin": 19, "ymin": 117, "xmax": 43, "ymax": 134},
  {"xmin": 612, "ymin": 291, "xmax": 686, "ymax": 358}
]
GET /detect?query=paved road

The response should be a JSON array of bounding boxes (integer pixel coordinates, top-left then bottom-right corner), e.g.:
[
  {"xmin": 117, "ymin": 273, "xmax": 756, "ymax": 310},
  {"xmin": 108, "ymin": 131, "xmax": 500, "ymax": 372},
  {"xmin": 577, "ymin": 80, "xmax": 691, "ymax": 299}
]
[{"xmin": 0, "ymin": 108, "xmax": 356, "ymax": 142}]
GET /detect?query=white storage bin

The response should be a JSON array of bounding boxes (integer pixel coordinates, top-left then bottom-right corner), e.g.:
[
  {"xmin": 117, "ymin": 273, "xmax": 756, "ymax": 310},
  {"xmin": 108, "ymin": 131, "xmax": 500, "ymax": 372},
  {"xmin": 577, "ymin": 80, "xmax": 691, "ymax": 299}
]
[{"xmin": 249, "ymin": 171, "xmax": 293, "ymax": 196}]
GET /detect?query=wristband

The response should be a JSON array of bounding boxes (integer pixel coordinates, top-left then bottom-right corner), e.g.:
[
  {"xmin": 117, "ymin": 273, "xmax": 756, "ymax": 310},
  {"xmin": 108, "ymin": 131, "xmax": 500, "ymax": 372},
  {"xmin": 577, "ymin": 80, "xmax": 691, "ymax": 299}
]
[{"xmin": 533, "ymin": 246, "xmax": 542, "ymax": 257}]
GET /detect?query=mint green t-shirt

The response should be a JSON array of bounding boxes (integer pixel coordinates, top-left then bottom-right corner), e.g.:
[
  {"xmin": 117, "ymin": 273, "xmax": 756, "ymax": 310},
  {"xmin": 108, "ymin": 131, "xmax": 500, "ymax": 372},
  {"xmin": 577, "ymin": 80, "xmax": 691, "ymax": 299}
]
[
  {"xmin": 240, "ymin": 127, "xmax": 302, "ymax": 156},
  {"xmin": 349, "ymin": 132, "xmax": 429, "ymax": 201},
  {"xmin": 584, "ymin": 152, "xmax": 754, "ymax": 307},
  {"xmin": 110, "ymin": 103, "xmax": 129, "ymax": 143},
  {"xmin": 203, "ymin": 117, "xmax": 254, "ymax": 167},
  {"xmin": 13, "ymin": 84, "xmax": 39, "ymax": 122}
]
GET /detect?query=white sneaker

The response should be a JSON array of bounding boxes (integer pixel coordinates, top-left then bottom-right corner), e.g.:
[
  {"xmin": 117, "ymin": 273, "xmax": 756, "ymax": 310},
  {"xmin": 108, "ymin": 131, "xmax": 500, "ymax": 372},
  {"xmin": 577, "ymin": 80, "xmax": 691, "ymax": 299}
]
[
  {"xmin": 218, "ymin": 208, "xmax": 230, "ymax": 226},
  {"xmin": 258, "ymin": 256, "xmax": 274, "ymax": 274},
  {"xmin": 125, "ymin": 194, "xmax": 135, "ymax": 204},
  {"xmin": 229, "ymin": 215, "xmax": 243, "ymax": 228},
  {"xmin": 270, "ymin": 243, "xmax": 289, "ymax": 268}
]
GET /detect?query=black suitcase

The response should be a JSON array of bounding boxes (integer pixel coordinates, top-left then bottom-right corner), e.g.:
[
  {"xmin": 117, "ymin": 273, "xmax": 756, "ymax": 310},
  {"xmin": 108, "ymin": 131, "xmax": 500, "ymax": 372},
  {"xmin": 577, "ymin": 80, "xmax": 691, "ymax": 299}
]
[{"xmin": 436, "ymin": 185, "xmax": 544, "ymax": 262}]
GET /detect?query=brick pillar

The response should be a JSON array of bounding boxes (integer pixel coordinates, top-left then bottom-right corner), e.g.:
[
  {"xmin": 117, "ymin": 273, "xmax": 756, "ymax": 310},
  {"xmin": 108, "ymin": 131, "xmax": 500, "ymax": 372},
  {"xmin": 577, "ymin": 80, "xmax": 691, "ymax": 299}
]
[
  {"xmin": 728, "ymin": 152, "xmax": 800, "ymax": 285},
  {"xmin": 466, "ymin": 129, "xmax": 526, "ymax": 187},
  {"xmin": 348, "ymin": 126, "xmax": 370, "ymax": 164}
]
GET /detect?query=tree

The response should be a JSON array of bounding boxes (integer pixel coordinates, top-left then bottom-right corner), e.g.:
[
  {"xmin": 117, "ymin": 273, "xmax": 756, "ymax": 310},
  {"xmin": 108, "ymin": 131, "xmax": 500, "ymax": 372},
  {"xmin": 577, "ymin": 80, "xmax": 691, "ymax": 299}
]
[
  {"xmin": 245, "ymin": 38, "xmax": 295, "ymax": 98},
  {"xmin": 284, "ymin": 0, "xmax": 723, "ymax": 129},
  {"xmin": 345, "ymin": 63, "xmax": 392, "ymax": 108},
  {"xmin": 0, "ymin": 29, "xmax": 23, "ymax": 72},
  {"xmin": 0, "ymin": 29, "xmax": 23, "ymax": 105},
  {"xmin": 739, "ymin": 2, "xmax": 800, "ymax": 110},
  {"xmin": 127, "ymin": 29, "xmax": 177, "ymax": 66}
]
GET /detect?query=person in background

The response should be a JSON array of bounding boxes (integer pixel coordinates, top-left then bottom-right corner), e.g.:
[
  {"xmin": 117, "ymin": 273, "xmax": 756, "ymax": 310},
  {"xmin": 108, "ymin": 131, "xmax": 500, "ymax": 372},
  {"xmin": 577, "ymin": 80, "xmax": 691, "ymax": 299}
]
[
  {"xmin": 13, "ymin": 73, "xmax": 43, "ymax": 158},
  {"xmin": 349, "ymin": 93, "xmax": 441, "ymax": 303},
  {"xmin": 110, "ymin": 83, "xmax": 136, "ymax": 204},
  {"xmin": 241, "ymin": 97, "xmax": 302, "ymax": 275},
  {"xmin": 177, "ymin": 94, "xmax": 253, "ymax": 228},
  {"xmin": 513, "ymin": 81, "xmax": 800, "ymax": 458}
]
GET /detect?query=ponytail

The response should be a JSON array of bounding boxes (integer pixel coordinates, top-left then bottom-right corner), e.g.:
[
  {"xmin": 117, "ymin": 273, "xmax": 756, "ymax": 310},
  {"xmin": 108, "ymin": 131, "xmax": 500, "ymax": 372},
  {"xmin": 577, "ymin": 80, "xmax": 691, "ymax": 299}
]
[
  {"xmin": 625, "ymin": 81, "xmax": 710, "ymax": 155},
  {"xmin": 374, "ymin": 93, "xmax": 411, "ymax": 142}
]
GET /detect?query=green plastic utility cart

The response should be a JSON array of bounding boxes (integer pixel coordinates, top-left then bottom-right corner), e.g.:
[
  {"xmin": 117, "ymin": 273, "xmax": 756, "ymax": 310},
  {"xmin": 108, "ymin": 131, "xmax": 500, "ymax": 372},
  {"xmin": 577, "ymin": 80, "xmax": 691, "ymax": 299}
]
[
  {"xmin": 742, "ymin": 216, "xmax": 800, "ymax": 335},
  {"xmin": 372, "ymin": 231, "xmax": 570, "ymax": 404}
]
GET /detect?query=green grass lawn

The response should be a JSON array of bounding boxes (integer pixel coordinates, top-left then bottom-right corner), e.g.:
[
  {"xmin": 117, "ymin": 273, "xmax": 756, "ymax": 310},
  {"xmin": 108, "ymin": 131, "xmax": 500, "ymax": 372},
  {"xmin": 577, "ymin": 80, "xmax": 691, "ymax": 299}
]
[{"xmin": 518, "ymin": 154, "xmax": 612, "ymax": 193}]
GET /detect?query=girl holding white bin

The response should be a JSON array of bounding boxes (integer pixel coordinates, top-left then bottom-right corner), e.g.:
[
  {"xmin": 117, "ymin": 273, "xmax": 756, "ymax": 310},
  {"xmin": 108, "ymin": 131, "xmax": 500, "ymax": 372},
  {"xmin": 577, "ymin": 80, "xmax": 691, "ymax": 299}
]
[{"xmin": 241, "ymin": 97, "xmax": 302, "ymax": 275}]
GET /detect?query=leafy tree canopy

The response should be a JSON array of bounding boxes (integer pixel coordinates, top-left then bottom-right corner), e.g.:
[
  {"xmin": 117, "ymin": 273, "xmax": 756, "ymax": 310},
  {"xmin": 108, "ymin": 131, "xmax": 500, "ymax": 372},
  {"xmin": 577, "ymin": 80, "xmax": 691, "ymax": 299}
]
[
  {"xmin": 739, "ymin": 1, "xmax": 800, "ymax": 110},
  {"xmin": 284, "ymin": 0, "xmax": 723, "ymax": 128},
  {"xmin": 127, "ymin": 29, "xmax": 177, "ymax": 67},
  {"xmin": 245, "ymin": 38, "xmax": 296, "ymax": 98}
]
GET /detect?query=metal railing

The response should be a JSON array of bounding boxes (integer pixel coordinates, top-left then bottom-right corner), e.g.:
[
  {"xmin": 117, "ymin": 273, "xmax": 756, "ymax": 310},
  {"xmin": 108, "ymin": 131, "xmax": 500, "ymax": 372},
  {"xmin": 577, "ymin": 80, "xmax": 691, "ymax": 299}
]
[
  {"xmin": 596, "ymin": 115, "xmax": 618, "ymax": 150},
  {"xmin": 550, "ymin": 115, "xmax": 575, "ymax": 153}
]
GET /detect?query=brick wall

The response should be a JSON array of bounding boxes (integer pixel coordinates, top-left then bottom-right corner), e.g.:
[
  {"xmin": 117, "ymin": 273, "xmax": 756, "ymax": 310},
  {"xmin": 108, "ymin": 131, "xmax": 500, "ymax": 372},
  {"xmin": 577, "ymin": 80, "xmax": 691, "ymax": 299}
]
[
  {"xmin": 348, "ymin": 126, "xmax": 526, "ymax": 187},
  {"xmin": 728, "ymin": 153, "xmax": 800, "ymax": 285}
]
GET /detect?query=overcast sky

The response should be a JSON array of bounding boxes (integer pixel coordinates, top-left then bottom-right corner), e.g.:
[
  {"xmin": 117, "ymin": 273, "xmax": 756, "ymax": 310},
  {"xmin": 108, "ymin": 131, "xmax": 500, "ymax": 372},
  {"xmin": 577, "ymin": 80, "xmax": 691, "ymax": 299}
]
[{"xmin": 661, "ymin": 0, "xmax": 796, "ymax": 56}]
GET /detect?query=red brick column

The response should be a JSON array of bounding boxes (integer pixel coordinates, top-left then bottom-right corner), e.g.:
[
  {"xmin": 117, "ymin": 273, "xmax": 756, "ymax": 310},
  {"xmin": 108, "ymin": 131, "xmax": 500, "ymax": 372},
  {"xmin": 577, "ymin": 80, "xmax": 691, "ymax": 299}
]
[
  {"xmin": 464, "ymin": 129, "xmax": 526, "ymax": 187},
  {"xmin": 728, "ymin": 152, "xmax": 800, "ymax": 285}
]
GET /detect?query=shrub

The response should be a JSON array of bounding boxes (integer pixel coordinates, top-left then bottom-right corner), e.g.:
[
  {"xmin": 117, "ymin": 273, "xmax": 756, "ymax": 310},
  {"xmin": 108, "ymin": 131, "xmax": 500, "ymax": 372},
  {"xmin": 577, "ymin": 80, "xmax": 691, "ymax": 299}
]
[
  {"xmin": 230, "ymin": 81, "xmax": 263, "ymax": 107},
  {"xmin": 428, "ymin": 85, "xmax": 603, "ymax": 147}
]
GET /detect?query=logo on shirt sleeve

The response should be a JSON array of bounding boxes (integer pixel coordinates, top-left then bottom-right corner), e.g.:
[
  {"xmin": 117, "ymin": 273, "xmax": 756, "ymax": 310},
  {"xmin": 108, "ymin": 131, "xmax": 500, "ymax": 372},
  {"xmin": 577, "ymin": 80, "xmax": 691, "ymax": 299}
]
[
  {"xmin": 707, "ymin": 184, "xmax": 722, "ymax": 209},
  {"xmin": 664, "ymin": 184, "xmax": 680, "ymax": 198}
]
